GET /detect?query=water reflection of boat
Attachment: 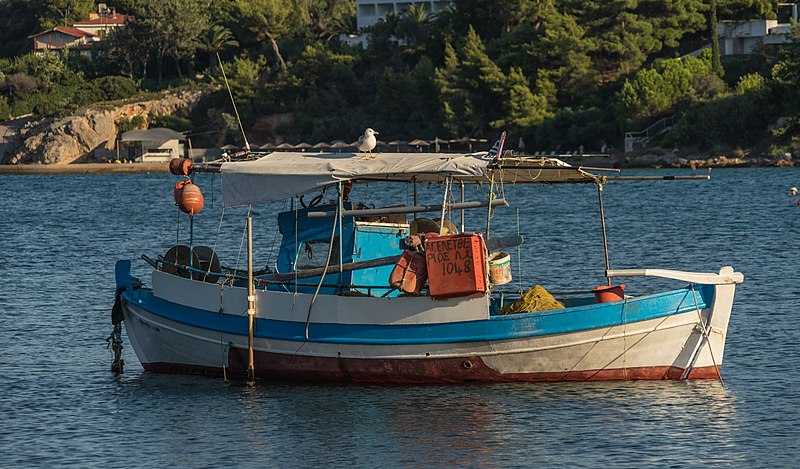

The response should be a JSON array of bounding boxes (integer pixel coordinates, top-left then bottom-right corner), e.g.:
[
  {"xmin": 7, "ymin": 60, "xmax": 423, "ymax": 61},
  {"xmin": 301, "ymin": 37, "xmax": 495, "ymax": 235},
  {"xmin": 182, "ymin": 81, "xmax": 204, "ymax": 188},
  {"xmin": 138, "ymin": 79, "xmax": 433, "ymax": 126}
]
[{"xmin": 111, "ymin": 150, "xmax": 743, "ymax": 383}]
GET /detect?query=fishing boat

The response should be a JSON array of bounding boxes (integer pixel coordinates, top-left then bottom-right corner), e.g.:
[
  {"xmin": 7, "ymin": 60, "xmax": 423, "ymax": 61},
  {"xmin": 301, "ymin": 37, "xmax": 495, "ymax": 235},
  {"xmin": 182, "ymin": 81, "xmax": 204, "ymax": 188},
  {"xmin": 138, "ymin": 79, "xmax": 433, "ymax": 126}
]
[{"xmin": 110, "ymin": 150, "xmax": 743, "ymax": 383}]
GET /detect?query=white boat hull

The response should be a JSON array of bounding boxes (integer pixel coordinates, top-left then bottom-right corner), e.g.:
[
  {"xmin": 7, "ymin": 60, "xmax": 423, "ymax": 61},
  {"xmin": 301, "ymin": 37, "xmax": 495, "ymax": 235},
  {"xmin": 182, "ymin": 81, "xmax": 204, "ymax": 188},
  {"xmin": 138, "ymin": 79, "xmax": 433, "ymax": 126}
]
[{"xmin": 116, "ymin": 263, "xmax": 736, "ymax": 382}]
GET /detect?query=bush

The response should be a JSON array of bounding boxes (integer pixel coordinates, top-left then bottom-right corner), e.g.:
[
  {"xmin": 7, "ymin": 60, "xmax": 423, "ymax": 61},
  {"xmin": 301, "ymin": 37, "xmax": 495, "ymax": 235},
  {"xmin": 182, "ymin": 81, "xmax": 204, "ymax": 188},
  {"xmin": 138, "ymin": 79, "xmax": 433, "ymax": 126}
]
[
  {"xmin": 0, "ymin": 96, "xmax": 11, "ymax": 119},
  {"xmin": 616, "ymin": 52, "xmax": 718, "ymax": 122},
  {"xmin": 92, "ymin": 75, "xmax": 138, "ymax": 101},
  {"xmin": 1, "ymin": 72, "xmax": 38, "ymax": 94},
  {"xmin": 152, "ymin": 114, "xmax": 192, "ymax": 132},
  {"xmin": 118, "ymin": 115, "xmax": 147, "ymax": 132}
]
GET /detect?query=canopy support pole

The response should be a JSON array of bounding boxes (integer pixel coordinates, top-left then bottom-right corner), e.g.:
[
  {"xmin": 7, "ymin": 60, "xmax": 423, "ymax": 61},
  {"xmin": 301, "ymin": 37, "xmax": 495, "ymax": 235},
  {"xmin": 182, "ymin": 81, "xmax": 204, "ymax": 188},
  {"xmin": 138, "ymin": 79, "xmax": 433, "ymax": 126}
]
[
  {"xmin": 439, "ymin": 177, "xmax": 451, "ymax": 235},
  {"xmin": 338, "ymin": 182, "xmax": 344, "ymax": 287},
  {"xmin": 413, "ymin": 179, "xmax": 418, "ymax": 220},
  {"xmin": 246, "ymin": 216, "xmax": 256, "ymax": 384},
  {"xmin": 460, "ymin": 181, "xmax": 465, "ymax": 232},
  {"xmin": 486, "ymin": 173, "xmax": 495, "ymax": 238},
  {"xmin": 597, "ymin": 183, "xmax": 611, "ymax": 286}
]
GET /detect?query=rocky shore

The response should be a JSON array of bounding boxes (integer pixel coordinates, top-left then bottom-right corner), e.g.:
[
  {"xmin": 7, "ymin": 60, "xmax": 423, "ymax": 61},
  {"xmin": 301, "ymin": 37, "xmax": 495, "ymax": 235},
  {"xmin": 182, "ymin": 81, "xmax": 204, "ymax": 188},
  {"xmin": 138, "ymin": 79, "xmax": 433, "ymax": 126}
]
[
  {"xmin": 620, "ymin": 147, "xmax": 798, "ymax": 168},
  {"xmin": 0, "ymin": 89, "xmax": 209, "ymax": 167},
  {"xmin": 2, "ymin": 93, "xmax": 798, "ymax": 172}
]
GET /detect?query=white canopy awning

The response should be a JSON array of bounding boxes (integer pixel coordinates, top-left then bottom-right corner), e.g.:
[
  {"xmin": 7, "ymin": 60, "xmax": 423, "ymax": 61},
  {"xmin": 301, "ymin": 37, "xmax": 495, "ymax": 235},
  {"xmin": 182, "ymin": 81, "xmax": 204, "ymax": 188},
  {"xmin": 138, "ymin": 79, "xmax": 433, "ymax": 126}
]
[
  {"xmin": 219, "ymin": 152, "xmax": 599, "ymax": 208},
  {"xmin": 120, "ymin": 127, "xmax": 186, "ymax": 142}
]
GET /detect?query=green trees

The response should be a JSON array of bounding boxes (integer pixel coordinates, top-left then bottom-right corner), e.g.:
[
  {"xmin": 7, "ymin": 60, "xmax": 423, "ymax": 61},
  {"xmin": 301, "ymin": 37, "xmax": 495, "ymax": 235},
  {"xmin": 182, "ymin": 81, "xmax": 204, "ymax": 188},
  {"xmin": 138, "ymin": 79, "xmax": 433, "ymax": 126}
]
[
  {"xmin": 0, "ymin": 52, "xmax": 136, "ymax": 117},
  {"xmin": 106, "ymin": 0, "xmax": 209, "ymax": 84},
  {"xmin": 4, "ymin": 0, "xmax": 800, "ymax": 156},
  {"xmin": 617, "ymin": 52, "xmax": 718, "ymax": 122},
  {"xmin": 229, "ymin": 0, "xmax": 293, "ymax": 71},
  {"xmin": 197, "ymin": 25, "xmax": 239, "ymax": 75},
  {"xmin": 435, "ymin": 27, "xmax": 549, "ymax": 137}
]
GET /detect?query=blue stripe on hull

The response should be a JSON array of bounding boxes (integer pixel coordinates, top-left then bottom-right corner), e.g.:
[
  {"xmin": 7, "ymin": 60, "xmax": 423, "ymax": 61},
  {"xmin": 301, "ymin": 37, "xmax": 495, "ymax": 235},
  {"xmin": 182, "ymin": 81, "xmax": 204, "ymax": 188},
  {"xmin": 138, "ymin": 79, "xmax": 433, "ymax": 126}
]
[{"xmin": 123, "ymin": 285, "xmax": 712, "ymax": 345}]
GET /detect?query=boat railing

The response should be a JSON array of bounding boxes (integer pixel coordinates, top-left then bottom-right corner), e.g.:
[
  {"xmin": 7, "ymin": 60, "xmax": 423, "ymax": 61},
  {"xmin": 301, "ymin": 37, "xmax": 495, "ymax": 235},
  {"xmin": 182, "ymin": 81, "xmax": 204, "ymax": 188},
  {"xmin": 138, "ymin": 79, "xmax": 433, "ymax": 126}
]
[
  {"xmin": 606, "ymin": 266, "xmax": 743, "ymax": 285},
  {"xmin": 147, "ymin": 254, "xmax": 400, "ymax": 296}
]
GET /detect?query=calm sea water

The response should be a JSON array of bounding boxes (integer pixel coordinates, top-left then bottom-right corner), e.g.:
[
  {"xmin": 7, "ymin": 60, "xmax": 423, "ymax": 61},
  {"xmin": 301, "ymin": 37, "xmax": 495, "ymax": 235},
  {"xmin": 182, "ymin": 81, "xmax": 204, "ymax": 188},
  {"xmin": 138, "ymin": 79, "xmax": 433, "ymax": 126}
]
[{"xmin": 1, "ymin": 167, "xmax": 799, "ymax": 467}]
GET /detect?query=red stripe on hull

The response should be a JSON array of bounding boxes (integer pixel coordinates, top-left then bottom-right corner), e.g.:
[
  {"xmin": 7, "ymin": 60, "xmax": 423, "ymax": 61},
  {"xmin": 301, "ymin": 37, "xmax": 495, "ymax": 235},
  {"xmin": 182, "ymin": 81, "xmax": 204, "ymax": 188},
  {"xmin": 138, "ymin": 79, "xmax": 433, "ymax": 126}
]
[{"xmin": 142, "ymin": 349, "xmax": 721, "ymax": 383}]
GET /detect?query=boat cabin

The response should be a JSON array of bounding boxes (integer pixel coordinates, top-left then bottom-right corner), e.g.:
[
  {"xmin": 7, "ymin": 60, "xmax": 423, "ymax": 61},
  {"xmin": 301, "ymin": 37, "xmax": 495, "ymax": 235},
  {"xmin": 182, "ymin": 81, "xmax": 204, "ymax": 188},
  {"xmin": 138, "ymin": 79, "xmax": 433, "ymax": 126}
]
[{"xmin": 276, "ymin": 202, "xmax": 409, "ymax": 297}]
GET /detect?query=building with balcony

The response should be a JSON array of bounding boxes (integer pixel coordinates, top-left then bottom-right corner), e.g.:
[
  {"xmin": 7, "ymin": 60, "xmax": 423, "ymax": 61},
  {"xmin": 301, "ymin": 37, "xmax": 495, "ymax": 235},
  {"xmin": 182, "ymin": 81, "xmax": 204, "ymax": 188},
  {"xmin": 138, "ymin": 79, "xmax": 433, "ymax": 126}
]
[{"xmin": 356, "ymin": 1, "xmax": 451, "ymax": 30}]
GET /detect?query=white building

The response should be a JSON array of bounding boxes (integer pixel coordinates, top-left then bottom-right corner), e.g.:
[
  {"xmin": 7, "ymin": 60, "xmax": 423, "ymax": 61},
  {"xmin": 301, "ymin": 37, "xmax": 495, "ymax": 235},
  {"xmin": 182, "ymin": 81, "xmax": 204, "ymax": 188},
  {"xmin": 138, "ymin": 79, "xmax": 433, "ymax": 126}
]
[
  {"xmin": 72, "ymin": 7, "xmax": 129, "ymax": 38},
  {"xmin": 119, "ymin": 128, "xmax": 187, "ymax": 163},
  {"xmin": 717, "ymin": 4, "xmax": 798, "ymax": 56},
  {"xmin": 356, "ymin": 0, "xmax": 451, "ymax": 30}
]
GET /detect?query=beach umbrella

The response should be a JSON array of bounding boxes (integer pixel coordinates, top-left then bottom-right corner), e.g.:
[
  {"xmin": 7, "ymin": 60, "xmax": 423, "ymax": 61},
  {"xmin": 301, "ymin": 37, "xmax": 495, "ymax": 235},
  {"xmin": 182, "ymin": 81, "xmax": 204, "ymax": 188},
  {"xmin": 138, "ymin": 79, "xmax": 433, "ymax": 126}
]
[
  {"xmin": 388, "ymin": 140, "xmax": 407, "ymax": 152},
  {"xmin": 329, "ymin": 140, "xmax": 350, "ymax": 152},
  {"xmin": 408, "ymin": 139, "xmax": 430, "ymax": 152}
]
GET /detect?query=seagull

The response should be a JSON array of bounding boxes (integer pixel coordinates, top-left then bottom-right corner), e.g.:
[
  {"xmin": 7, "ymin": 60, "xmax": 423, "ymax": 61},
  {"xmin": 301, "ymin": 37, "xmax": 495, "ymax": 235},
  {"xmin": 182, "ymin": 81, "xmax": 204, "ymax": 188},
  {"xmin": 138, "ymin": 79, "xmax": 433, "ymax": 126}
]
[{"xmin": 357, "ymin": 128, "xmax": 379, "ymax": 156}]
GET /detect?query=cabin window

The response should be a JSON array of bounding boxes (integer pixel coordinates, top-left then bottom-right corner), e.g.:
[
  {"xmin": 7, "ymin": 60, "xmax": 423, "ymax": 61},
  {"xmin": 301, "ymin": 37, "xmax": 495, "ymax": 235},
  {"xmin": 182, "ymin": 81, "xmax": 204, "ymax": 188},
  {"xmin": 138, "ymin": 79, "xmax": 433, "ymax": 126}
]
[{"xmin": 295, "ymin": 238, "xmax": 339, "ymax": 270}]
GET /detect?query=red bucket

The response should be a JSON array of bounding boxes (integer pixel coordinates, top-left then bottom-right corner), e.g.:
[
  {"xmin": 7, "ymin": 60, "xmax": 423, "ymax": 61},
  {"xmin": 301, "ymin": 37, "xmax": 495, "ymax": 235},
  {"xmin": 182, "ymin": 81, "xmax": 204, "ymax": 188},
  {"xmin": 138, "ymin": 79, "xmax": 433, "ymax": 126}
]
[{"xmin": 593, "ymin": 284, "xmax": 625, "ymax": 303}]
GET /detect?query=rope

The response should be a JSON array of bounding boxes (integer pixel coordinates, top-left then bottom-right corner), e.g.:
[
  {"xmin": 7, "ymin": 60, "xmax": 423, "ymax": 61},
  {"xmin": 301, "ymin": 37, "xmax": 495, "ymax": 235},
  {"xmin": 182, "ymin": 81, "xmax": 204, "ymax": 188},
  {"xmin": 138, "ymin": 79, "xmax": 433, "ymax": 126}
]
[
  {"xmin": 513, "ymin": 182, "xmax": 522, "ymax": 294},
  {"xmin": 204, "ymin": 207, "xmax": 226, "ymax": 282},
  {"xmin": 685, "ymin": 284, "xmax": 724, "ymax": 386},
  {"xmin": 107, "ymin": 323, "xmax": 124, "ymax": 374},
  {"xmin": 176, "ymin": 204, "xmax": 181, "ymax": 246},
  {"xmin": 304, "ymin": 202, "xmax": 339, "ymax": 339},
  {"xmin": 218, "ymin": 283, "xmax": 227, "ymax": 382},
  {"xmin": 232, "ymin": 205, "xmax": 251, "ymax": 299},
  {"xmin": 294, "ymin": 198, "xmax": 299, "ymax": 299}
]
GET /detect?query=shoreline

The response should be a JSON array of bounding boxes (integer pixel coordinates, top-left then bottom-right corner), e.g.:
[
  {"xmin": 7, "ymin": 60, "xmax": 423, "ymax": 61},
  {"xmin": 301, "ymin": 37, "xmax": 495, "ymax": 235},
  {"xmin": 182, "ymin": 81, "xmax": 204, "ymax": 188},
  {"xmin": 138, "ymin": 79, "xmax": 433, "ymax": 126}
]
[{"xmin": 0, "ymin": 162, "xmax": 169, "ymax": 174}]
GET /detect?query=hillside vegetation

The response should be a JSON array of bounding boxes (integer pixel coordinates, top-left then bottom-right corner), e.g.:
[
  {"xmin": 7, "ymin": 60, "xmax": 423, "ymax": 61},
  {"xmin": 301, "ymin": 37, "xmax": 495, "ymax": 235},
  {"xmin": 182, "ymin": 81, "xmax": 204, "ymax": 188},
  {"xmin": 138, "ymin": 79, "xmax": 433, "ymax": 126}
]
[{"xmin": 2, "ymin": 0, "xmax": 800, "ymax": 156}]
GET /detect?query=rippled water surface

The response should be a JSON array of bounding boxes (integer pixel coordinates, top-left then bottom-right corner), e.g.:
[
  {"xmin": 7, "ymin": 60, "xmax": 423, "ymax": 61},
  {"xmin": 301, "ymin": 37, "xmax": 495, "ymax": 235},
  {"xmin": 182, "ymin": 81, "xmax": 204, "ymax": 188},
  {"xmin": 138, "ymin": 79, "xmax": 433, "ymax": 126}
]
[{"xmin": 1, "ymin": 167, "xmax": 799, "ymax": 467}]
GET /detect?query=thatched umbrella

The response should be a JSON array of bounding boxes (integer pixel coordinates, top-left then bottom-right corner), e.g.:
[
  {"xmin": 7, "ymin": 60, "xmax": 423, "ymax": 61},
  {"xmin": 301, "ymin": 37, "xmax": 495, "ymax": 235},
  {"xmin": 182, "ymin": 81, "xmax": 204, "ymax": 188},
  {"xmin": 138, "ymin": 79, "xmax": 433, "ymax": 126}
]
[
  {"xmin": 330, "ymin": 140, "xmax": 351, "ymax": 152},
  {"xmin": 388, "ymin": 140, "xmax": 407, "ymax": 152},
  {"xmin": 408, "ymin": 139, "xmax": 430, "ymax": 152}
]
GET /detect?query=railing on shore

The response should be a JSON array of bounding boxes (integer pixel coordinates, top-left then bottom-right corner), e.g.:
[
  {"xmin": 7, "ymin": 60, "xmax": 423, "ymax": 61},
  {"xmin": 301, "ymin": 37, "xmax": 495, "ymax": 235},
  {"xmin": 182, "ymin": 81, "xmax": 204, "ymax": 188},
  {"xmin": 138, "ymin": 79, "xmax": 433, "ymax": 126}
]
[{"xmin": 625, "ymin": 115, "xmax": 675, "ymax": 152}]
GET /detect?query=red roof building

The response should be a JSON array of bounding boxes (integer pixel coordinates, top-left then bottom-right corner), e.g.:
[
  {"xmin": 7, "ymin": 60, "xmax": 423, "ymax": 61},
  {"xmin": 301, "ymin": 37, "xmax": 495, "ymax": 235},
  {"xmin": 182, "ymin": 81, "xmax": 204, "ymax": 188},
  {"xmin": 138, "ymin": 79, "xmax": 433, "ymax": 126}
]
[
  {"xmin": 29, "ymin": 7, "xmax": 130, "ymax": 58},
  {"xmin": 30, "ymin": 26, "xmax": 97, "ymax": 55},
  {"xmin": 73, "ymin": 9, "xmax": 130, "ymax": 37}
]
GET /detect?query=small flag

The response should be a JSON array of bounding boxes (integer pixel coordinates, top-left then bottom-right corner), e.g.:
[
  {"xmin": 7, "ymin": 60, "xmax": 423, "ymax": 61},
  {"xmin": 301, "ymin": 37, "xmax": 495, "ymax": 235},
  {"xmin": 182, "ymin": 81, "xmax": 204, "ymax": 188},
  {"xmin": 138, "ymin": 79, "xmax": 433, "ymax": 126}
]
[{"xmin": 487, "ymin": 131, "xmax": 506, "ymax": 159}]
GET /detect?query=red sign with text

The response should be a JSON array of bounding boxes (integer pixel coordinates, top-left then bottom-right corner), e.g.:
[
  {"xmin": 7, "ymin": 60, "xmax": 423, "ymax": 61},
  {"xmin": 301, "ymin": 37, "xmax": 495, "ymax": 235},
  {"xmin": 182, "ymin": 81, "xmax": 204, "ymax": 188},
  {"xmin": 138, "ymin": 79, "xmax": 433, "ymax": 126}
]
[{"xmin": 425, "ymin": 233, "xmax": 487, "ymax": 299}]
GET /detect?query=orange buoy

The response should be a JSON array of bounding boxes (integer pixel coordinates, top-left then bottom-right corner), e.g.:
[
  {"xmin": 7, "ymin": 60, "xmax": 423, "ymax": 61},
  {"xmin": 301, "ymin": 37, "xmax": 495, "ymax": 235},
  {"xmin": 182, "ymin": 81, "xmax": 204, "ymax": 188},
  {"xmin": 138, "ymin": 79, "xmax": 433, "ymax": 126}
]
[
  {"xmin": 173, "ymin": 179, "xmax": 190, "ymax": 205},
  {"xmin": 169, "ymin": 158, "xmax": 193, "ymax": 176},
  {"xmin": 179, "ymin": 182, "xmax": 204, "ymax": 215}
]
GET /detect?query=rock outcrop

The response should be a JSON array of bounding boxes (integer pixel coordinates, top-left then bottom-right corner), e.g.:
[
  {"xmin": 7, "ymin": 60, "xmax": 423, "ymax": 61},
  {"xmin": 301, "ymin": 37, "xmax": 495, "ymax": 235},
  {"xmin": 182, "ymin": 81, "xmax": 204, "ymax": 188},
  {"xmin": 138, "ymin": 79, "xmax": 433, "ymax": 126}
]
[{"xmin": 1, "ymin": 89, "xmax": 209, "ymax": 165}]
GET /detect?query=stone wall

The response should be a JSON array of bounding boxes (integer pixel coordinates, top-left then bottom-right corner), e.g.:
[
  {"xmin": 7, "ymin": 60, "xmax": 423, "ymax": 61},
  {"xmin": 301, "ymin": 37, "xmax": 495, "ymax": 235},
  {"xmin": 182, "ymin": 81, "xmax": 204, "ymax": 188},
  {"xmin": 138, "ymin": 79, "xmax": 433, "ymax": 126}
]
[{"xmin": 0, "ymin": 89, "xmax": 209, "ymax": 165}]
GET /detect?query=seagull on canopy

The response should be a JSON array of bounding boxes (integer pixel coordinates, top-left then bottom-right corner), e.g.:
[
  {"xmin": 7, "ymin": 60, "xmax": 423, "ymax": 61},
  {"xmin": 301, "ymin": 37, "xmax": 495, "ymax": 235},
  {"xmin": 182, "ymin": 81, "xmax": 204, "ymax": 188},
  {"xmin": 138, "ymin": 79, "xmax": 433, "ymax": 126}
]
[{"xmin": 357, "ymin": 128, "xmax": 379, "ymax": 156}]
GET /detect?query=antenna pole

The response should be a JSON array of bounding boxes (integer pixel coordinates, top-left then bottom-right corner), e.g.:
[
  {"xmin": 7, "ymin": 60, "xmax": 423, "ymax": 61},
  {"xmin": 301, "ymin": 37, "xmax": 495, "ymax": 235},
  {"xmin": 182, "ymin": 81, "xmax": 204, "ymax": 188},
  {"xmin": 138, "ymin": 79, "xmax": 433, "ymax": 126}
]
[{"xmin": 216, "ymin": 52, "xmax": 251, "ymax": 152}]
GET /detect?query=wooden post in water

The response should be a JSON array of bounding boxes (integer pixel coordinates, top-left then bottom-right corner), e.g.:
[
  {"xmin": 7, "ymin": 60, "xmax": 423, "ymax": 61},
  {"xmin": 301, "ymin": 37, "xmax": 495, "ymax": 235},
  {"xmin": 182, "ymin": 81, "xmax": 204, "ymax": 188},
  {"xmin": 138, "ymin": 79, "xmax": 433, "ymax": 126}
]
[{"xmin": 246, "ymin": 216, "xmax": 256, "ymax": 384}]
